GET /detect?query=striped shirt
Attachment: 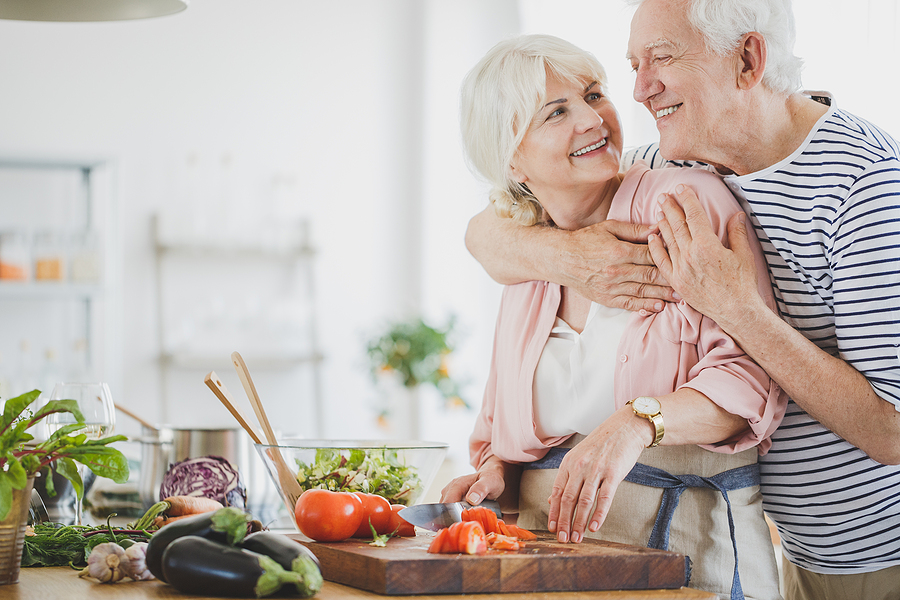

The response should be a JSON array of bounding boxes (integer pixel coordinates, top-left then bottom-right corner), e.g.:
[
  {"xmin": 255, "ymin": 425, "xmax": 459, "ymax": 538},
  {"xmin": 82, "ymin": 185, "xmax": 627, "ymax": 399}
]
[{"xmin": 623, "ymin": 104, "xmax": 900, "ymax": 575}]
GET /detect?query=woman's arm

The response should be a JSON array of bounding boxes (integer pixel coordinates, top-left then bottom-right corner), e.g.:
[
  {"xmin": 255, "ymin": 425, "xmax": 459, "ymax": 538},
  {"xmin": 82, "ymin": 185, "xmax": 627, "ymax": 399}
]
[
  {"xmin": 466, "ymin": 206, "xmax": 675, "ymax": 312},
  {"xmin": 546, "ymin": 388, "xmax": 746, "ymax": 543}
]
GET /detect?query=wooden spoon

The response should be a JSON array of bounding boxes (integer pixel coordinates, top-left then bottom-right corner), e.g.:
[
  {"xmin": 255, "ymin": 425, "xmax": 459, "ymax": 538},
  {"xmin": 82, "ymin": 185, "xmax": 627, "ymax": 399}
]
[
  {"xmin": 204, "ymin": 371, "xmax": 264, "ymax": 445},
  {"xmin": 231, "ymin": 351, "xmax": 304, "ymax": 512}
]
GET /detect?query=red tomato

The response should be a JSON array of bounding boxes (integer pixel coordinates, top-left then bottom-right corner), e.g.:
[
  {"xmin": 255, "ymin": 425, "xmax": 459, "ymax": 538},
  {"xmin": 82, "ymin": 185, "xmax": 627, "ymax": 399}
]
[
  {"xmin": 388, "ymin": 504, "xmax": 416, "ymax": 537},
  {"xmin": 427, "ymin": 528, "xmax": 451, "ymax": 554},
  {"xmin": 452, "ymin": 521, "xmax": 487, "ymax": 555},
  {"xmin": 352, "ymin": 492, "xmax": 392, "ymax": 537},
  {"xmin": 294, "ymin": 489, "xmax": 364, "ymax": 542}
]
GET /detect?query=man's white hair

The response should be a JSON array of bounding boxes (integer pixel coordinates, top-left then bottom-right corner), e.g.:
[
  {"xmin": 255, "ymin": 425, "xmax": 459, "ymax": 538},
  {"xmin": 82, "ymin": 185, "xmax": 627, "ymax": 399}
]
[{"xmin": 627, "ymin": 0, "xmax": 803, "ymax": 94}]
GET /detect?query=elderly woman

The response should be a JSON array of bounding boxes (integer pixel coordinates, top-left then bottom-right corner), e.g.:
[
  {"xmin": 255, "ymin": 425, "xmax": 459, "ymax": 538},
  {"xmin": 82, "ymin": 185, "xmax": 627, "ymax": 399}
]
[{"xmin": 441, "ymin": 34, "xmax": 786, "ymax": 600}]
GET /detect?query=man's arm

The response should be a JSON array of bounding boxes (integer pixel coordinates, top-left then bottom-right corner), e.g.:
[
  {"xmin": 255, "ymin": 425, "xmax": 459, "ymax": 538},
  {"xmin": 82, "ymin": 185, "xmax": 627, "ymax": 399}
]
[
  {"xmin": 465, "ymin": 205, "xmax": 676, "ymax": 312},
  {"xmin": 650, "ymin": 186, "xmax": 900, "ymax": 465}
]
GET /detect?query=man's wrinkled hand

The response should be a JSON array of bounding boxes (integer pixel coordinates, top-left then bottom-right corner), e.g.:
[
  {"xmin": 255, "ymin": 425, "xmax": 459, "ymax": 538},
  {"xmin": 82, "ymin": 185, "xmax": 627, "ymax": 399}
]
[
  {"xmin": 648, "ymin": 184, "xmax": 762, "ymax": 328},
  {"xmin": 565, "ymin": 219, "xmax": 675, "ymax": 312}
]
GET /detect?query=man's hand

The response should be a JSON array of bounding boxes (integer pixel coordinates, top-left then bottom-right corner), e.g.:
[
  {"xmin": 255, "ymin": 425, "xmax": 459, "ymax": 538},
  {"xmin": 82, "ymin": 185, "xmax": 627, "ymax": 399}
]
[
  {"xmin": 648, "ymin": 184, "xmax": 765, "ymax": 329},
  {"xmin": 560, "ymin": 220, "xmax": 674, "ymax": 312},
  {"xmin": 465, "ymin": 207, "xmax": 676, "ymax": 312}
]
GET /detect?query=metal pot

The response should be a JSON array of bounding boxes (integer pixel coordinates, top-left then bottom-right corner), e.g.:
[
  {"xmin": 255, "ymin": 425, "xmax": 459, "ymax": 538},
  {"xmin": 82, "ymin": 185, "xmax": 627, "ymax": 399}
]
[{"xmin": 136, "ymin": 426, "xmax": 250, "ymax": 510}]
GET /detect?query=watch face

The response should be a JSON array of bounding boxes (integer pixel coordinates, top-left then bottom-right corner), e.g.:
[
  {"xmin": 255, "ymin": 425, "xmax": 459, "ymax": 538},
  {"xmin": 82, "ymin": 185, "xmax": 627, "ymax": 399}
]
[{"xmin": 633, "ymin": 396, "xmax": 660, "ymax": 415}]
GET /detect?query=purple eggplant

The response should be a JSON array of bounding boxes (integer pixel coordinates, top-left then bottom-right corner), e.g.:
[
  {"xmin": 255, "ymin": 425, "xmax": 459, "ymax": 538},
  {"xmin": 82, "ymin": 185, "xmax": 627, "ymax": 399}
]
[{"xmin": 161, "ymin": 536, "xmax": 315, "ymax": 597}]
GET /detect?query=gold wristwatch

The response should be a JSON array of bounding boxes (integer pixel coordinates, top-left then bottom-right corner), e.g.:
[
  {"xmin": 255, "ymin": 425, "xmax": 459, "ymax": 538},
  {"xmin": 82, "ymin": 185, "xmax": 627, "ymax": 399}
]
[{"xmin": 627, "ymin": 396, "xmax": 665, "ymax": 448}]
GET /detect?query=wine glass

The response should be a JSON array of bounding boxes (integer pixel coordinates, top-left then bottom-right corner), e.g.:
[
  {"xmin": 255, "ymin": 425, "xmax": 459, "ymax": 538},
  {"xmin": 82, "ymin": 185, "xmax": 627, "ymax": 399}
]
[{"xmin": 44, "ymin": 382, "xmax": 116, "ymax": 525}]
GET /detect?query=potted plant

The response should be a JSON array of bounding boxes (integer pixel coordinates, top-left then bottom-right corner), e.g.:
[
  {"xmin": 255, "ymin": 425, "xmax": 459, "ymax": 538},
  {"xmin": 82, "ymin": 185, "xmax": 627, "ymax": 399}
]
[
  {"xmin": 366, "ymin": 317, "xmax": 469, "ymax": 438},
  {"xmin": 0, "ymin": 389, "xmax": 129, "ymax": 584}
]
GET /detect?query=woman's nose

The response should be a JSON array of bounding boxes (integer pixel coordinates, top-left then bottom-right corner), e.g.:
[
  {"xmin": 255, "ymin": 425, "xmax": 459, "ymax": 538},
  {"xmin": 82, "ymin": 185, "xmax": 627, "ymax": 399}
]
[{"xmin": 575, "ymin": 104, "xmax": 603, "ymax": 133}]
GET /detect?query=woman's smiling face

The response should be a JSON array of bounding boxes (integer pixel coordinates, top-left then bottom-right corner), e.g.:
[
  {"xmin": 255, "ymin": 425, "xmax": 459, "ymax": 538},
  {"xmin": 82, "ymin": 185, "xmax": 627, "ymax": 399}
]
[{"xmin": 510, "ymin": 72, "xmax": 623, "ymax": 229}]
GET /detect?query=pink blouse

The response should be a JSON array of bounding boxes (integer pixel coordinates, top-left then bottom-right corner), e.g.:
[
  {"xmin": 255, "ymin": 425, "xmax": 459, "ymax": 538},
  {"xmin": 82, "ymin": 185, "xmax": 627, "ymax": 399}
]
[{"xmin": 470, "ymin": 163, "xmax": 787, "ymax": 469}]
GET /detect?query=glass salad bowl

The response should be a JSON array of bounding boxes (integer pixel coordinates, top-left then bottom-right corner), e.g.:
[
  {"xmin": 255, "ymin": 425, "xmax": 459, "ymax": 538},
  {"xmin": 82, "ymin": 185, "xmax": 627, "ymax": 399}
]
[{"xmin": 254, "ymin": 439, "xmax": 448, "ymax": 529}]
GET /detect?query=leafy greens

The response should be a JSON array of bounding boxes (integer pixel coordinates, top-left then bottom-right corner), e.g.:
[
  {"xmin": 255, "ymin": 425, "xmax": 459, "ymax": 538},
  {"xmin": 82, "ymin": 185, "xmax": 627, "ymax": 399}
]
[{"xmin": 293, "ymin": 448, "xmax": 422, "ymax": 505}]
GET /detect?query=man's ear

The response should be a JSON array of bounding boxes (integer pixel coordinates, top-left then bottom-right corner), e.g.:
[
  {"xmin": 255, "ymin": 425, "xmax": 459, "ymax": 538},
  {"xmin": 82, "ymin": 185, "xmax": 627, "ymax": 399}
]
[{"xmin": 737, "ymin": 31, "xmax": 766, "ymax": 90}]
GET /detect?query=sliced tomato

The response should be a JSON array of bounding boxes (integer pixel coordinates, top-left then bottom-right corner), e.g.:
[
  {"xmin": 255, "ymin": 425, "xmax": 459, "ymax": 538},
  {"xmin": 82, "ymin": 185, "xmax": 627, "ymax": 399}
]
[
  {"xmin": 498, "ymin": 519, "xmax": 514, "ymax": 537},
  {"xmin": 486, "ymin": 531, "xmax": 520, "ymax": 551},
  {"xmin": 485, "ymin": 508, "xmax": 500, "ymax": 534},
  {"xmin": 455, "ymin": 521, "xmax": 487, "ymax": 555},
  {"xmin": 507, "ymin": 524, "xmax": 537, "ymax": 540},
  {"xmin": 427, "ymin": 528, "xmax": 451, "ymax": 554}
]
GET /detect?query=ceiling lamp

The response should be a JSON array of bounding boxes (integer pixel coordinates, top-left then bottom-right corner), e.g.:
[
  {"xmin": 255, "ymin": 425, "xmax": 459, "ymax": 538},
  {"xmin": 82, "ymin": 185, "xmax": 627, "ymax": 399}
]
[{"xmin": 0, "ymin": 0, "xmax": 188, "ymax": 22}]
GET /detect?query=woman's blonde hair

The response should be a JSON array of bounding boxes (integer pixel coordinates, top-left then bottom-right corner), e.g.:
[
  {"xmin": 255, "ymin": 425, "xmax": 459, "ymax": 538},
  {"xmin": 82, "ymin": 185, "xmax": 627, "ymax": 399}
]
[{"xmin": 460, "ymin": 34, "xmax": 608, "ymax": 226}]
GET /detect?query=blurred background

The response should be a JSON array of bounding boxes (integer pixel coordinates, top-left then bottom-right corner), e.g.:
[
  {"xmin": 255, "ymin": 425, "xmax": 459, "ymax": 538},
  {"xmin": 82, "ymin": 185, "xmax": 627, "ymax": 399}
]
[{"xmin": 1, "ymin": 0, "xmax": 897, "ymax": 508}]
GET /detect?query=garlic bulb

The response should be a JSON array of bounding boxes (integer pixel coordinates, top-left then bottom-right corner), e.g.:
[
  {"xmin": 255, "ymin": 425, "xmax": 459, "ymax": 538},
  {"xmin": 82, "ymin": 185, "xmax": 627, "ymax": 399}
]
[
  {"xmin": 79, "ymin": 542, "xmax": 128, "ymax": 583},
  {"xmin": 123, "ymin": 542, "xmax": 154, "ymax": 580}
]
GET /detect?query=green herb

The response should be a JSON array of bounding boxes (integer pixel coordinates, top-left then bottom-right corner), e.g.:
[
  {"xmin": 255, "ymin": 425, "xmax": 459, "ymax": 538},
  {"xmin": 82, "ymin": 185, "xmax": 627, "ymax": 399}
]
[
  {"xmin": 22, "ymin": 503, "xmax": 163, "ymax": 568},
  {"xmin": 21, "ymin": 522, "xmax": 89, "ymax": 567},
  {"xmin": 0, "ymin": 389, "xmax": 130, "ymax": 521},
  {"xmin": 293, "ymin": 447, "xmax": 422, "ymax": 505}
]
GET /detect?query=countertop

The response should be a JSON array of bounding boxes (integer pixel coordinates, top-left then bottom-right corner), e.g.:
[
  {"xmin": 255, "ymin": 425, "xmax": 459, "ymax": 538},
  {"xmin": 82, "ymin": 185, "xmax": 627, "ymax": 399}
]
[{"xmin": 10, "ymin": 567, "xmax": 717, "ymax": 600}]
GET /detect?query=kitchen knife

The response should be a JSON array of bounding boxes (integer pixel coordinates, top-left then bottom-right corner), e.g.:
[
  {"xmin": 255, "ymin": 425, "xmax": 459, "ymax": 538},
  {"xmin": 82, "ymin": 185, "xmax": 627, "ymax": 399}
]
[{"xmin": 398, "ymin": 500, "xmax": 502, "ymax": 532}]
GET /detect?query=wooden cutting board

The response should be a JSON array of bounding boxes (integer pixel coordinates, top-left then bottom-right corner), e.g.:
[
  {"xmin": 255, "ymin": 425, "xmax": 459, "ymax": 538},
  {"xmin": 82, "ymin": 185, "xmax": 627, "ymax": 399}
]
[{"xmin": 286, "ymin": 531, "xmax": 689, "ymax": 595}]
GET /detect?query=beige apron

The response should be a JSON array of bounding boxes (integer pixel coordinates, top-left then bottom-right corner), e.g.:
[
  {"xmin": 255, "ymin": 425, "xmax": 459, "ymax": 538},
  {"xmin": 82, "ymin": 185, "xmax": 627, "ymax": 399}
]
[{"xmin": 517, "ymin": 436, "xmax": 782, "ymax": 600}]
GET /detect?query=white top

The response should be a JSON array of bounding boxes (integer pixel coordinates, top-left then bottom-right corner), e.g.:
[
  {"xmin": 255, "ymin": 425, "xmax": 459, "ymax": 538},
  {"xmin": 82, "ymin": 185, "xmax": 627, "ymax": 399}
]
[{"xmin": 532, "ymin": 302, "xmax": 632, "ymax": 439}]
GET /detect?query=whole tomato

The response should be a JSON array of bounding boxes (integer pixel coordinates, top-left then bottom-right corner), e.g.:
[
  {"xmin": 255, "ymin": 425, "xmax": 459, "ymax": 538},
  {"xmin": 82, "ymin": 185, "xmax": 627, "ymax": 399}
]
[
  {"xmin": 388, "ymin": 504, "xmax": 416, "ymax": 537},
  {"xmin": 352, "ymin": 492, "xmax": 392, "ymax": 537},
  {"xmin": 294, "ymin": 489, "xmax": 364, "ymax": 542}
]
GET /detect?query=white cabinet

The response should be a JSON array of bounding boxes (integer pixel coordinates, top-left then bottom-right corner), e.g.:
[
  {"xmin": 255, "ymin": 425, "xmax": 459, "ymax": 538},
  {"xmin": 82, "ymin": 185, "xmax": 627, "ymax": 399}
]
[
  {"xmin": 152, "ymin": 214, "xmax": 323, "ymax": 436},
  {"xmin": 0, "ymin": 159, "xmax": 119, "ymax": 400}
]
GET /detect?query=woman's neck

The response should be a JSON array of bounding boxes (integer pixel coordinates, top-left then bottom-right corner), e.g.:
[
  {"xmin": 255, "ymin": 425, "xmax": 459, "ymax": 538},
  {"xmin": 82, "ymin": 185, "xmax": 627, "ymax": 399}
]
[{"xmin": 536, "ymin": 172, "xmax": 624, "ymax": 231}]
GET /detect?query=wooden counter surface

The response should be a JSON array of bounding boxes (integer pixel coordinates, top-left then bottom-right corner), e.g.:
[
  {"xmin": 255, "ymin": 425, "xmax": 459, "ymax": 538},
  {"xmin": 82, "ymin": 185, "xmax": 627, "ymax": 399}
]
[{"xmin": 9, "ymin": 567, "xmax": 717, "ymax": 600}]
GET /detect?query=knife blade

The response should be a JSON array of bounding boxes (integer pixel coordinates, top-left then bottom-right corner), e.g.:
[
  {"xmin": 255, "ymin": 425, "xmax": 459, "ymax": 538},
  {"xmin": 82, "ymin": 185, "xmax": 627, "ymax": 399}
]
[{"xmin": 397, "ymin": 500, "xmax": 502, "ymax": 532}]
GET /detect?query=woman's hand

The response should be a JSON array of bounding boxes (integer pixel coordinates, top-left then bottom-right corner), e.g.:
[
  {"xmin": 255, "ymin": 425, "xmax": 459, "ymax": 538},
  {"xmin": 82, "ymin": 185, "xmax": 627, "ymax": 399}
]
[
  {"xmin": 440, "ymin": 457, "xmax": 507, "ymax": 505},
  {"xmin": 547, "ymin": 408, "xmax": 650, "ymax": 543}
]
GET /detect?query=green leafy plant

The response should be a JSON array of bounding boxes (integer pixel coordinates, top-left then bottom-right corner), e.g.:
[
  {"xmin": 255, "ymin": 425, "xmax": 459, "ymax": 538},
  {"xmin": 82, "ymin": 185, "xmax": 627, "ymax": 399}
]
[
  {"xmin": 366, "ymin": 317, "xmax": 468, "ymax": 410},
  {"xmin": 0, "ymin": 390, "xmax": 130, "ymax": 521}
]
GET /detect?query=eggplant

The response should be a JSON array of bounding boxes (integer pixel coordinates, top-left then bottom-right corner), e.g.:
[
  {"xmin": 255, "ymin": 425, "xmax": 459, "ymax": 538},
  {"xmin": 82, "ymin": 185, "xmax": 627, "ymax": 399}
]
[
  {"xmin": 146, "ymin": 507, "xmax": 250, "ymax": 582},
  {"xmin": 162, "ymin": 536, "xmax": 309, "ymax": 598},
  {"xmin": 240, "ymin": 532, "xmax": 322, "ymax": 597}
]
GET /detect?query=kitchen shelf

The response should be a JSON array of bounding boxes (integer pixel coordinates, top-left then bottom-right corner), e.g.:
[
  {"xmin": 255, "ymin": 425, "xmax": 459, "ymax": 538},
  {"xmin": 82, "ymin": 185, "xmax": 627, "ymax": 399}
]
[
  {"xmin": 155, "ymin": 241, "xmax": 314, "ymax": 260},
  {"xmin": 0, "ymin": 158, "xmax": 117, "ymax": 396},
  {"xmin": 152, "ymin": 213, "xmax": 324, "ymax": 436},
  {"xmin": 0, "ymin": 281, "xmax": 103, "ymax": 300},
  {"xmin": 160, "ymin": 351, "xmax": 324, "ymax": 370}
]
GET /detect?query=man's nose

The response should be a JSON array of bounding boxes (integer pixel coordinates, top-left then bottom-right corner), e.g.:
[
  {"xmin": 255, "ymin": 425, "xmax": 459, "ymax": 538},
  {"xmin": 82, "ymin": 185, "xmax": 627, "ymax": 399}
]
[{"xmin": 633, "ymin": 65, "xmax": 662, "ymax": 103}]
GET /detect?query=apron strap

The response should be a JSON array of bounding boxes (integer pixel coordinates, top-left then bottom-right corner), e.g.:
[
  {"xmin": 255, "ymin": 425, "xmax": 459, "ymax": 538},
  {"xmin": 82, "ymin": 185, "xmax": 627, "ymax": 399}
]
[{"xmin": 525, "ymin": 447, "xmax": 759, "ymax": 600}]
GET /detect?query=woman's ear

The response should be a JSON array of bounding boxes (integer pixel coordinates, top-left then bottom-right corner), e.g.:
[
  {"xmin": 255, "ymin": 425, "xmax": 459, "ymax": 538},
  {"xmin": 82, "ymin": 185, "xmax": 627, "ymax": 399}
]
[
  {"xmin": 737, "ymin": 31, "xmax": 766, "ymax": 90},
  {"xmin": 509, "ymin": 162, "xmax": 528, "ymax": 184}
]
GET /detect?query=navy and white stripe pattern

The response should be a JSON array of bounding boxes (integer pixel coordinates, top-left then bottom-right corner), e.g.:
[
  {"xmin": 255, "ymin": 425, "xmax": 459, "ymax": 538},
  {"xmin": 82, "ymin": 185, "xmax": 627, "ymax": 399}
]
[{"xmin": 623, "ymin": 106, "xmax": 900, "ymax": 574}]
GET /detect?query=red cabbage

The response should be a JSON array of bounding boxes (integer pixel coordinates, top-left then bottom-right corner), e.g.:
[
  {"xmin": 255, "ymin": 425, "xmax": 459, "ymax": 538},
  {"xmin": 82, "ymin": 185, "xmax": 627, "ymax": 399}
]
[{"xmin": 159, "ymin": 455, "xmax": 247, "ymax": 509}]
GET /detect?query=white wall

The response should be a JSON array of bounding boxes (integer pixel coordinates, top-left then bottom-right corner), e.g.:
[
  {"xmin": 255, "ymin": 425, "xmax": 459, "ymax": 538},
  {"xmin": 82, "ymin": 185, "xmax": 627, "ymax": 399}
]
[{"xmin": 1, "ymin": 0, "xmax": 897, "ymax": 493}]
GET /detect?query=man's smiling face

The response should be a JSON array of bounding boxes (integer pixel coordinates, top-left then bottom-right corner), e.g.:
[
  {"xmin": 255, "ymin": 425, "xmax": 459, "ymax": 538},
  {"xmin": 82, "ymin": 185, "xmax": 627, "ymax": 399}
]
[{"xmin": 627, "ymin": 0, "xmax": 741, "ymax": 165}]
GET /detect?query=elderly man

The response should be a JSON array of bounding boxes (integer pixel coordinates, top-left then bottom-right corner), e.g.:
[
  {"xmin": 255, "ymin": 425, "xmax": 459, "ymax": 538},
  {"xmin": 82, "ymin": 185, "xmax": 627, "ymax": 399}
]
[{"xmin": 464, "ymin": 1, "xmax": 900, "ymax": 598}]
